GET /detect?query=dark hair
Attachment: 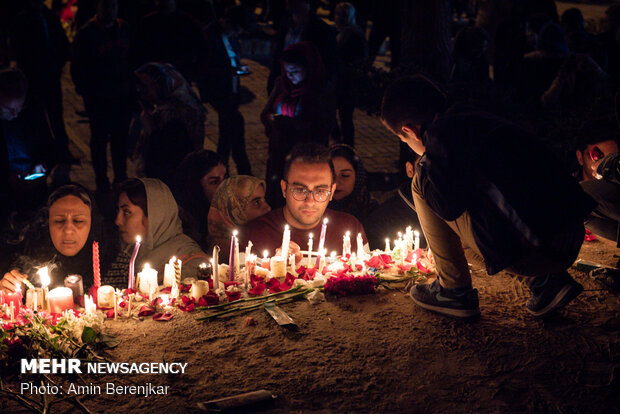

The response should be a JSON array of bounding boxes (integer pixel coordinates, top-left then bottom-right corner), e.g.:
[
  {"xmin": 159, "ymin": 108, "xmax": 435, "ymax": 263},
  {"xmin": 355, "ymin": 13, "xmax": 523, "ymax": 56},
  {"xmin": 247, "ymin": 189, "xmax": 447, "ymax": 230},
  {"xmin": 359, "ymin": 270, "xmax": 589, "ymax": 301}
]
[
  {"xmin": 0, "ymin": 68, "xmax": 28, "ymax": 100},
  {"xmin": 402, "ymin": 145, "xmax": 419, "ymax": 167},
  {"xmin": 116, "ymin": 179, "xmax": 148, "ymax": 217},
  {"xmin": 381, "ymin": 75, "xmax": 448, "ymax": 133},
  {"xmin": 561, "ymin": 8, "xmax": 584, "ymax": 33},
  {"xmin": 177, "ymin": 149, "xmax": 226, "ymax": 186},
  {"xmin": 48, "ymin": 184, "xmax": 92, "ymax": 209},
  {"xmin": 329, "ymin": 144, "xmax": 358, "ymax": 173},
  {"xmin": 280, "ymin": 48, "xmax": 308, "ymax": 68},
  {"xmin": 576, "ymin": 118, "xmax": 620, "ymax": 152},
  {"xmin": 283, "ymin": 143, "xmax": 336, "ymax": 183}
]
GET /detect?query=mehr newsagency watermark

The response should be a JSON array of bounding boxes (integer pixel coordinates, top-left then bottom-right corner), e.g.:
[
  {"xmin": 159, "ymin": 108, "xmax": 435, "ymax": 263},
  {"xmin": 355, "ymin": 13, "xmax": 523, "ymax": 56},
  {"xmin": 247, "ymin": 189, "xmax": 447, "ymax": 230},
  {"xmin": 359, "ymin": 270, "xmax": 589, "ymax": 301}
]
[{"xmin": 19, "ymin": 358, "xmax": 188, "ymax": 397}]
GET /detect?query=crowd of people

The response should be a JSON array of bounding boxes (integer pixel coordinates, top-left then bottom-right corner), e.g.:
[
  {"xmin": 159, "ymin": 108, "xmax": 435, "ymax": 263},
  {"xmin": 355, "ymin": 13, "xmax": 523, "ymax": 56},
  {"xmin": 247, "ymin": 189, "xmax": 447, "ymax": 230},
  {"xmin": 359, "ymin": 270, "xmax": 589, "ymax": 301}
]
[{"xmin": 0, "ymin": 0, "xmax": 619, "ymax": 320}]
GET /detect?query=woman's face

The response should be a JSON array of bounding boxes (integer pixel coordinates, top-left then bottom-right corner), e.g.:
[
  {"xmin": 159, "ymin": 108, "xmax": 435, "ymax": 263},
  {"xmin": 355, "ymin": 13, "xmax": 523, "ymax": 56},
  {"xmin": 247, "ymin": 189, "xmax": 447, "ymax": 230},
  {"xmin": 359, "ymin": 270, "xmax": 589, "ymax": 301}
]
[
  {"xmin": 115, "ymin": 192, "xmax": 148, "ymax": 244},
  {"xmin": 283, "ymin": 63, "xmax": 307, "ymax": 86},
  {"xmin": 49, "ymin": 195, "xmax": 92, "ymax": 257},
  {"xmin": 332, "ymin": 156, "xmax": 356, "ymax": 200},
  {"xmin": 244, "ymin": 185, "xmax": 271, "ymax": 223},
  {"xmin": 200, "ymin": 163, "xmax": 227, "ymax": 203},
  {"xmin": 135, "ymin": 73, "xmax": 159, "ymax": 105}
]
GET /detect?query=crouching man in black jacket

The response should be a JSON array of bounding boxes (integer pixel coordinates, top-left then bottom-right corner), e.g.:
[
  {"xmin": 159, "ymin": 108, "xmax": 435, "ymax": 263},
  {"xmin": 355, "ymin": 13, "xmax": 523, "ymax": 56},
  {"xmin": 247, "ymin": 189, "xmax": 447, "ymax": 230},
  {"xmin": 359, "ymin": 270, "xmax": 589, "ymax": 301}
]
[{"xmin": 381, "ymin": 75, "xmax": 596, "ymax": 319}]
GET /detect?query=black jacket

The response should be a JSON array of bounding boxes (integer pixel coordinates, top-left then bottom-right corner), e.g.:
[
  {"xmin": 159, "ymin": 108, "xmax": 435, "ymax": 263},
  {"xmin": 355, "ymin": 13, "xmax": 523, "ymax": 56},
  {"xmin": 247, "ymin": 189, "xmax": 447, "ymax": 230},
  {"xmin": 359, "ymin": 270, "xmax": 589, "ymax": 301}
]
[{"xmin": 417, "ymin": 106, "xmax": 595, "ymax": 274}]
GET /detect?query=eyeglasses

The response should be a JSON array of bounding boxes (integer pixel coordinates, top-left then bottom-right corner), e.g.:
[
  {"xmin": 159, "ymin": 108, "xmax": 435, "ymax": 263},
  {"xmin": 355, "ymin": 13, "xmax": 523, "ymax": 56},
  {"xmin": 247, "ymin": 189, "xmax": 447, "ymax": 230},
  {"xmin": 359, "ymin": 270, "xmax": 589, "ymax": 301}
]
[{"xmin": 286, "ymin": 183, "xmax": 331, "ymax": 202}]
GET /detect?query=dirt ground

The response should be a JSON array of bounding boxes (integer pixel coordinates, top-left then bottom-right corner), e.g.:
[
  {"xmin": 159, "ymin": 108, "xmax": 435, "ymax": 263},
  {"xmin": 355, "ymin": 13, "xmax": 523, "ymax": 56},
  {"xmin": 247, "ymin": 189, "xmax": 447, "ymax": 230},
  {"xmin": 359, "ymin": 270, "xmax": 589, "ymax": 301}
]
[{"xmin": 3, "ymin": 237, "xmax": 618, "ymax": 414}]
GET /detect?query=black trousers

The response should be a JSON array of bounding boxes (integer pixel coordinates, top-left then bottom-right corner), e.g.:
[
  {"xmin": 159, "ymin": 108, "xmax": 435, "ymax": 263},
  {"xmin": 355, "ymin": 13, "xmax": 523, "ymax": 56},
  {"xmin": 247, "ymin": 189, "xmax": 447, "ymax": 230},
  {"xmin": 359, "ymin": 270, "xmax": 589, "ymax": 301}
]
[
  {"xmin": 581, "ymin": 179, "xmax": 620, "ymax": 244},
  {"xmin": 84, "ymin": 96, "xmax": 130, "ymax": 190}
]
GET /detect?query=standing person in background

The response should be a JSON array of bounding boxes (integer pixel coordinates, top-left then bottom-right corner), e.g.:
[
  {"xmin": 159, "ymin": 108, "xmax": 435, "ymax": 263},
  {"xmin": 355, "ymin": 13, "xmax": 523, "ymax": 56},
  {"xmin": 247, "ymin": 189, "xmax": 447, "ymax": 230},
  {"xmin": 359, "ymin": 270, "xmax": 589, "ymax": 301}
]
[
  {"xmin": 261, "ymin": 41, "xmax": 336, "ymax": 208},
  {"xmin": 133, "ymin": 62, "xmax": 206, "ymax": 186},
  {"xmin": 198, "ymin": 5, "xmax": 252, "ymax": 175},
  {"xmin": 71, "ymin": 0, "xmax": 132, "ymax": 194},
  {"xmin": 333, "ymin": 2, "xmax": 366, "ymax": 147},
  {"xmin": 9, "ymin": 0, "xmax": 75, "ymax": 164}
]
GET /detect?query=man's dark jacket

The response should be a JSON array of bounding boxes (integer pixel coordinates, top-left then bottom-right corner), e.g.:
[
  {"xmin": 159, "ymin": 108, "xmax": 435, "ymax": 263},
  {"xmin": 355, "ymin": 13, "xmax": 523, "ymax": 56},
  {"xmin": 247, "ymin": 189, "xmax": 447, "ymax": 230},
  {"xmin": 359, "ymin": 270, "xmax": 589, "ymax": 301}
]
[{"xmin": 417, "ymin": 106, "xmax": 595, "ymax": 274}]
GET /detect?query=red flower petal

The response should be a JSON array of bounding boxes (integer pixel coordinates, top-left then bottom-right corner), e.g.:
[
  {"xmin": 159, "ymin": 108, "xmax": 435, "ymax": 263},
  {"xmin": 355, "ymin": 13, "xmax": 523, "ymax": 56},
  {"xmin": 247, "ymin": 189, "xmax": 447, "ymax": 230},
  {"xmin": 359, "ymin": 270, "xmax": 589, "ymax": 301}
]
[
  {"xmin": 355, "ymin": 264, "xmax": 363, "ymax": 271},
  {"xmin": 250, "ymin": 274, "xmax": 265, "ymax": 287},
  {"xmin": 416, "ymin": 261, "xmax": 431, "ymax": 274},
  {"xmin": 405, "ymin": 250, "xmax": 414, "ymax": 263},
  {"xmin": 160, "ymin": 286, "xmax": 172, "ymax": 293},
  {"xmin": 151, "ymin": 297, "xmax": 163, "ymax": 307},
  {"xmin": 248, "ymin": 283, "xmax": 266, "ymax": 296},
  {"xmin": 379, "ymin": 254, "xmax": 393, "ymax": 264},
  {"xmin": 224, "ymin": 281, "xmax": 240, "ymax": 289},
  {"xmin": 124, "ymin": 288, "xmax": 137, "ymax": 295},
  {"xmin": 106, "ymin": 309, "xmax": 116, "ymax": 319},
  {"xmin": 198, "ymin": 291, "xmax": 220, "ymax": 306},
  {"xmin": 119, "ymin": 300, "xmax": 127, "ymax": 308},
  {"xmin": 181, "ymin": 284, "xmax": 192, "ymax": 293},
  {"xmin": 153, "ymin": 312, "xmax": 174, "ymax": 321},
  {"xmin": 138, "ymin": 305, "xmax": 155, "ymax": 316},
  {"xmin": 266, "ymin": 277, "xmax": 281, "ymax": 292},
  {"xmin": 397, "ymin": 264, "xmax": 413, "ymax": 272},
  {"xmin": 225, "ymin": 291, "xmax": 241, "ymax": 302},
  {"xmin": 181, "ymin": 295, "xmax": 194, "ymax": 306},
  {"xmin": 177, "ymin": 302, "xmax": 195, "ymax": 312}
]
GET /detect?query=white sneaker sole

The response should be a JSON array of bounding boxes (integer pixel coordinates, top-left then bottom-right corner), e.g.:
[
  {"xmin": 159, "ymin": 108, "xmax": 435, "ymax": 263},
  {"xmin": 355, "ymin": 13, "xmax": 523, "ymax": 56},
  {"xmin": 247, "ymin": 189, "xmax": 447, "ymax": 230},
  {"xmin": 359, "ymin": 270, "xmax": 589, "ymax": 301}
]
[{"xmin": 527, "ymin": 282, "xmax": 583, "ymax": 317}]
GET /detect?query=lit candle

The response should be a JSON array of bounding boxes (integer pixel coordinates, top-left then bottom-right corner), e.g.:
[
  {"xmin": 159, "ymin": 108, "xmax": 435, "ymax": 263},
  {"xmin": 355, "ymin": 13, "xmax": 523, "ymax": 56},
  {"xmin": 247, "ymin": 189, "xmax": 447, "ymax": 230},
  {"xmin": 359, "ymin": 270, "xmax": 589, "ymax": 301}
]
[
  {"xmin": 342, "ymin": 231, "xmax": 351, "ymax": 256},
  {"xmin": 356, "ymin": 233, "xmax": 365, "ymax": 259},
  {"xmin": 385, "ymin": 238, "xmax": 391, "ymax": 253},
  {"xmin": 209, "ymin": 259, "xmax": 216, "ymax": 291},
  {"xmin": 414, "ymin": 230, "xmax": 420, "ymax": 251},
  {"xmin": 289, "ymin": 254, "xmax": 296, "ymax": 275},
  {"xmin": 281, "ymin": 225, "xmax": 290, "ymax": 265},
  {"xmin": 84, "ymin": 294, "xmax": 96, "ymax": 314},
  {"xmin": 245, "ymin": 241, "xmax": 253, "ymax": 261},
  {"xmin": 138, "ymin": 264, "xmax": 158, "ymax": 296},
  {"xmin": 128, "ymin": 236, "xmax": 141, "ymax": 289},
  {"xmin": 4, "ymin": 286, "xmax": 22, "ymax": 319},
  {"xmin": 318, "ymin": 250, "xmax": 326, "ymax": 273},
  {"xmin": 270, "ymin": 256, "xmax": 286, "ymax": 279},
  {"xmin": 64, "ymin": 274, "xmax": 84, "ymax": 303},
  {"xmin": 47, "ymin": 287, "xmax": 74, "ymax": 313},
  {"xmin": 234, "ymin": 234, "xmax": 240, "ymax": 275},
  {"xmin": 97, "ymin": 285, "xmax": 115, "ymax": 308},
  {"xmin": 229, "ymin": 231, "xmax": 237, "ymax": 281},
  {"xmin": 37, "ymin": 267, "xmax": 50, "ymax": 311},
  {"xmin": 317, "ymin": 218, "xmax": 328, "ymax": 255},
  {"xmin": 262, "ymin": 250, "xmax": 270, "ymax": 269},
  {"xmin": 307, "ymin": 233, "xmax": 313, "ymax": 266},
  {"xmin": 92, "ymin": 241, "xmax": 101, "ymax": 288}
]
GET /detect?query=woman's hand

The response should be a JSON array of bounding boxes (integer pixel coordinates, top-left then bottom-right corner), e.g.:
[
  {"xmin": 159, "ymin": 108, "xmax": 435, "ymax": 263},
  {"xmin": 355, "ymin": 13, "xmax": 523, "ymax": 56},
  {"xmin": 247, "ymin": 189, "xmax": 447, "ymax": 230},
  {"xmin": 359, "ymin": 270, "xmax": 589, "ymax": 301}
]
[{"xmin": 0, "ymin": 269, "xmax": 27, "ymax": 293}]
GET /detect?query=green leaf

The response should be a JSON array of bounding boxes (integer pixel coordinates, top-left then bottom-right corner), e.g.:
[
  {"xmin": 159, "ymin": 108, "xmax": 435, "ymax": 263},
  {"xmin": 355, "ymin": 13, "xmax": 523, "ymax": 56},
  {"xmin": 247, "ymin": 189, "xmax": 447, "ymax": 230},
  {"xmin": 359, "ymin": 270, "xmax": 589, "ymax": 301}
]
[
  {"xmin": 81, "ymin": 327, "xmax": 97, "ymax": 344},
  {"xmin": 99, "ymin": 334, "xmax": 121, "ymax": 349}
]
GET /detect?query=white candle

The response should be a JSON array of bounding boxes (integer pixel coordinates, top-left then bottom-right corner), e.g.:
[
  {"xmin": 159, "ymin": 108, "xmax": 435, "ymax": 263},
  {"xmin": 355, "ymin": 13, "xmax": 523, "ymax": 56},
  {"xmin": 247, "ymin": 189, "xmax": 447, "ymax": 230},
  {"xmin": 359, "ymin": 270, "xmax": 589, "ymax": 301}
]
[
  {"xmin": 356, "ymin": 232, "xmax": 365, "ymax": 259},
  {"xmin": 212, "ymin": 245, "xmax": 220, "ymax": 285},
  {"xmin": 37, "ymin": 267, "xmax": 50, "ymax": 311},
  {"xmin": 270, "ymin": 256, "xmax": 286, "ymax": 278},
  {"xmin": 191, "ymin": 280, "xmax": 210, "ymax": 301},
  {"xmin": 245, "ymin": 241, "xmax": 253, "ymax": 260},
  {"xmin": 84, "ymin": 294, "xmax": 97, "ymax": 314},
  {"xmin": 307, "ymin": 233, "xmax": 313, "ymax": 266},
  {"xmin": 234, "ymin": 232, "xmax": 240, "ymax": 275},
  {"xmin": 342, "ymin": 231, "xmax": 351, "ymax": 256},
  {"xmin": 414, "ymin": 230, "xmax": 420, "ymax": 251},
  {"xmin": 289, "ymin": 254, "xmax": 296, "ymax": 275},
  {"xmin": 209, "ymin": 258, "xmax": 216, "ymax": 291},
  {"xmin": 262, "ymin": 250, "xmax": 270, "ymax": 268},
  {"xmin": 385, "ymin": 238, "xmax": 391, "ymax": 253},
  {"xmin": 317, "ymin": 218, "xmax": 328, "ymax": 254},
  {"xmin": 138, "ymin": 263, "xmax": 158, "ymax": 296},
  {"xmin": 128, "ymin": 235, "xmax": 141, "ymax": 289},
  {"xmin": 163, "ymin": 257, "xmax": 175, "ymax": 287},
  {"xmin": 97, "ymin": 285, "xmax": 115, "ymax": 308},
  {"xmin": 281, "ymin": 225, "xmax": 290, "ymax": 265},
  {"xmin": 47, "ymin": 287, "xmax": 74, "ymax": 313}
]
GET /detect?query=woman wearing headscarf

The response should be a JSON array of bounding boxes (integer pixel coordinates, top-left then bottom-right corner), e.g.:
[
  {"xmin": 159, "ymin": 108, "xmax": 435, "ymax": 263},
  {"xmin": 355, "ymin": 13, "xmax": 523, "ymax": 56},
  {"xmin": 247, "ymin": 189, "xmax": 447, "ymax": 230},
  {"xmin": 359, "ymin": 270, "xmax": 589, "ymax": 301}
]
[
  {"xmin": 207, "ymin": 176, "xmax": 271, "ymax": 257},
  {"xmin": 133, "ymin": 62, "xmax": 206, "ymax": 186},
  {"xmin": 170, "ymin": 149, "xmax": 228, "ymax": 245},
  {"xmin": 260, "ymin": 41, "xmax": 337, "ymax": 207},
  {"xmin": 107, "ymin": 178, "xmax": 207, "ymax": 288},
  {"xmin": 328, "ymin": 144, "xmax": 378, "ymax": 223},
  {"xmin": 1, "ymin": 184, "xmax": 118, "ymax": 292}
]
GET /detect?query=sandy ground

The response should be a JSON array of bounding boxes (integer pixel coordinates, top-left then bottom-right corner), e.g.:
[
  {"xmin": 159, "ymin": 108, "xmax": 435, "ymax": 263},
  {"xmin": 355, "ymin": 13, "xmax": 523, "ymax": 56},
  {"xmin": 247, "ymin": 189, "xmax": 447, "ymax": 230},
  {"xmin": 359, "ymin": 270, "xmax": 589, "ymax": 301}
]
[{"xmin": 3, "ymin": 236, "xmax": 618, "ymax": 414}]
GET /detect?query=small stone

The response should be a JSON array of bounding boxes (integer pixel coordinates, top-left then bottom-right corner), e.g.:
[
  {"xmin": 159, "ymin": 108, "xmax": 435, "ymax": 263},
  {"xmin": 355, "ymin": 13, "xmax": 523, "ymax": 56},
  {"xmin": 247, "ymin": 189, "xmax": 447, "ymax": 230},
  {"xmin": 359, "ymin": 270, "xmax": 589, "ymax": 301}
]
[{"xmin": 245, "ymin": 317, "xmax": 257, "ymax": 326}]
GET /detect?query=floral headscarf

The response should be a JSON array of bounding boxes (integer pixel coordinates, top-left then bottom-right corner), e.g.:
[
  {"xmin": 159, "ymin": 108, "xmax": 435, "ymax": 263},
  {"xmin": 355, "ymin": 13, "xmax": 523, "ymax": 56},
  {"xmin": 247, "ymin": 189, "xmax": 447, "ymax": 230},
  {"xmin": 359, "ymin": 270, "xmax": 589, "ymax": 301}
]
[{"xmin": 207, "ymin": 176, "xmax": 267, "ymax": 254}]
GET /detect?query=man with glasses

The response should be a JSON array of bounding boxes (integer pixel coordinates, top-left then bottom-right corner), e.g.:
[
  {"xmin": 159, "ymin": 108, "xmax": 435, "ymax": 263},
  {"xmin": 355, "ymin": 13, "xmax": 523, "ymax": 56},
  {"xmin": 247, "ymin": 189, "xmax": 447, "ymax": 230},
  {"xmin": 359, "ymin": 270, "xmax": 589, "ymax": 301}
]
[{"xmin": 242, "ymin": 143, "xmax": 367, "ymax": 259}]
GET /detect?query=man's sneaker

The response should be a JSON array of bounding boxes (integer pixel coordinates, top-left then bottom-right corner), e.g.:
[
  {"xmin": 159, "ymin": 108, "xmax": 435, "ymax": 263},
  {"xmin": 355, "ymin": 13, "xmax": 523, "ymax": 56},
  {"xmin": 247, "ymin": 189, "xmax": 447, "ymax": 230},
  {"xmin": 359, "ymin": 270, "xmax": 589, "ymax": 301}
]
[
  {"xmin": 409, "ymin": 278, "xmax": 480, "ymax": 319},
  {"xmin": 526, "ymin": 272, "xmax": 583, "ymax": 317}
]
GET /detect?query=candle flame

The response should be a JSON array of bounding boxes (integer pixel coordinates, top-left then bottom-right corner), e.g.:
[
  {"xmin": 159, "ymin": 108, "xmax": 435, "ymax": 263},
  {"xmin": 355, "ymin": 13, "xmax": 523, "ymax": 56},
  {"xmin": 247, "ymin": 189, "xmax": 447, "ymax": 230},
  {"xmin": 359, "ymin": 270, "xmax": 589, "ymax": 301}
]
[
  {"xmin": 309, "ymin": 233, "xmax": 313, "ymax": 238},
  {"xmin": 263, "ymin": 250, "xmax": 268, "ymax": 259},
  {"xmin": 385, "ymin": 238, "xmax": 390, "ymax": 242},
  {"xmin": 284, "ymin": 224, "xmax": 289, "ymax": 231},
  {"xmin": 233, "ymin": 229, "xmax": 238, "ymax": 236},
  {"xmin": 346, "ymin": 231, "xmax": 350, "ymax": 236},
  {"xmin": 414, "ymin": 230, "xmax": 420, "ymax": 237},
  {"xmin": 144, "ymin": 263, "xmax": 151, "ymax": 269},
  {"xmin": 37, "ymin": 267, "xmax": 50, "ymax": 288},
  {"xmin": 136, "ymin": 235, "xmax": 141, "ymax": 243},
  {"xmin": 330, "ymin": 251, "xmax": 337, "ymax": 258},
  {"xmin": 199, "ymin": 262, "xmax": 207, "ymax": 268},
  {"xmin": 323, "ymin": 218, "xmax": 328, "ymax": 224}
]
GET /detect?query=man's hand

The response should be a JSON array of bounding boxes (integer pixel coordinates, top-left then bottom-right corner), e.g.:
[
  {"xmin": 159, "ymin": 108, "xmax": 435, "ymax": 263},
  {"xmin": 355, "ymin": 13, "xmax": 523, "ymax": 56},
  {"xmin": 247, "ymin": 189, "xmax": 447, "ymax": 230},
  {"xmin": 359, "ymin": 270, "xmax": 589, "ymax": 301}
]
[
  {"xmin": 275, "ymin": 241, "xmax": 303, "ymax": 264},
  {"xmin": 0, "ymin": 269, "xmax": 27, "ymax": 293}
]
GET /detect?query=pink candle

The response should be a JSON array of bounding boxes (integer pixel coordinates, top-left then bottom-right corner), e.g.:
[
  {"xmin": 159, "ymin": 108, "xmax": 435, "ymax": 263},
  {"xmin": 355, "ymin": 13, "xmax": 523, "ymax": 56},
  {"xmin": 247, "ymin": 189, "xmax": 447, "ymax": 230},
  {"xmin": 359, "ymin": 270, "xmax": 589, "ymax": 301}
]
[
  {"xmin": 128, "ymin": 236, "xmax": 141, "ymax": 289},
  {"xmin": 229, "ymin": 232, "xmax": 236, "ymax": 281},
  {"xmin": 47, "ymin": 287, "xmax": 74, "ymax": 313},
  {"xmin": 93, "ymin": 241, "xmax": 101, "ymax": 288},
  {"xmin": 3, "ymin": 290, "xmax": 22, "ymax": 317}
]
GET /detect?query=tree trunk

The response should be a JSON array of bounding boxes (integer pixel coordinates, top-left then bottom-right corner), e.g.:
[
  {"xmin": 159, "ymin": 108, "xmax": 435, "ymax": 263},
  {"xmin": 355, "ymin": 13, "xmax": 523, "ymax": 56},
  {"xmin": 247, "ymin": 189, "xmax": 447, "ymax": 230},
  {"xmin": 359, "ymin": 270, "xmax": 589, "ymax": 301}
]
[{"xmin": 400, "ymin": 0, "xmax": 452, "ymax": 83}]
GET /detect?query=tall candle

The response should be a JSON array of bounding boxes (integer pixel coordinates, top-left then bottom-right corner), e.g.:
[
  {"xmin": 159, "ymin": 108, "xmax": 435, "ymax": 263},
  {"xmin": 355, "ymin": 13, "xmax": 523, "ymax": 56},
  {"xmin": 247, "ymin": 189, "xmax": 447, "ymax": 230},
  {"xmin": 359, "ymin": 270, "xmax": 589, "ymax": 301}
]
[
  {"xmin": 342, "ymin": 231, "xmax": 351, "ymax": 256},
  {"xmin": 385, "ymin": 238, "xmax": 391, "ymax": 253},
  {"xmin": 317, "ymin": 218, "xmax": 328, "ymax": 255},
  {"xmin": 245, "ymin": 241, "xmax": 253, "ymax": 260},
  {"xmin": 47, "ymin": 287, "xmax": 74, "ymax": 313},
  {"xmin": 37, "ymin": 267, "xmax": 50, "ymax": 311},
  {"xmin": 209, "ymin": 259, "xmax": 216, "ymax": 291},
  {"xmin": 289, "ymin": 254, "xmax": 296, "ymax": 275},
  {"xmin": 307, "ymin": 233, "xmax": 313, "ymax": 266},
  {"xmin": 281, "ymin": 225, "xmax": 290, "ymax": 264},
  {"xmin": 234, "ymin": 233, "xmax": 240, "ymax": 275},
  {"xmin": 356, "ymin": 233, "xmax": 365, "ymax": 259},
  {"xmin": 212, "ymin": 245, "xmax": 220, "ymax": 286},
  {"xmin": 92, "ymin": 241, "xmax": 101, "ymax": 288},
  {"xmin": 128, "ymin": 236, "xmax": 141, "ymax": 289},
  {"xmin": 414, "ymin": 230, "xmax": 420, "ymax": 251},
  {"xmin": 229, "ymin": 231, "xmax": 236, "ymax": 281},
  {"xmin": 173, "ymin": 258, "xmax": 182, "ymax": 288}
]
